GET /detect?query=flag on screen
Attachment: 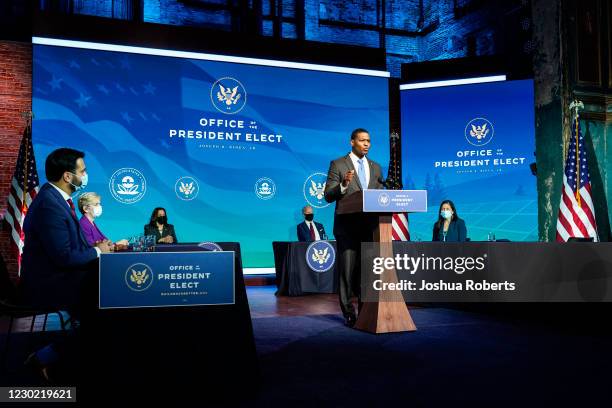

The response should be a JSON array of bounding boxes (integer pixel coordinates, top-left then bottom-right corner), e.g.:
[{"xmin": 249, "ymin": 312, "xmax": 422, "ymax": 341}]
[
  {"xmin": 4, "ymin": 125, "xmax": 40, "ymax": 270},
  {"xmin": 555, "ymin": 116, "xmax": 597, "ymax": 242},
  {"xmin": 392, "ymin": 213, "xmax": 410, "ymax": 241}
]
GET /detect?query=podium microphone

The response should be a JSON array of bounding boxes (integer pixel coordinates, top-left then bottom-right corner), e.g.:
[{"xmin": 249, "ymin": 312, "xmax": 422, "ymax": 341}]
[{"xmin": 378, "ymin": 176, "xmax": 395, "ymax": 189}]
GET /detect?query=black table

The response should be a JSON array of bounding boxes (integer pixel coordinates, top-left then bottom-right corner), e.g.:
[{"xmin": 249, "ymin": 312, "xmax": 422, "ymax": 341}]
[
  {"xmin": 82, "ymin": 242, "xmax": 259, "ymax": 403},
  {"xmin": 273, "ymin": 241, "xmax": 339, "ymax": 296}
]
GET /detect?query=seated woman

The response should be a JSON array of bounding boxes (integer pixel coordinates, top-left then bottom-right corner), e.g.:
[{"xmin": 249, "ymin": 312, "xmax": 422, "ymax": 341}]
[
  {"xmin": 78, "ymin": 192, "xmax": 129, "ymax": 248},
  {"xmin": 144, "ymin": 207, "xmax": 178, "ymax": 244},
  {"xmin": 432, "ymin": 200, "xmax": 467, "ymax": 242}
]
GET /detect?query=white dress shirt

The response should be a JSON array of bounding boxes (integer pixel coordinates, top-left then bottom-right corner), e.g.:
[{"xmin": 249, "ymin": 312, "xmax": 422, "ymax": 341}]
[
  {"xmin": 304, "ymin": 220, "xmax": 321, "ymax": 241},
  {"xmin": 340, "ymin": 152, "xmax": 370, "ymax": 194}
]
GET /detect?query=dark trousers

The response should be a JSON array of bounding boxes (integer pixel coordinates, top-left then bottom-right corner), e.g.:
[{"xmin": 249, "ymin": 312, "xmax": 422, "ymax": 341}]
[{"xmin": 334, "ymin": 214, "xmax": 376, "ymax": 318}]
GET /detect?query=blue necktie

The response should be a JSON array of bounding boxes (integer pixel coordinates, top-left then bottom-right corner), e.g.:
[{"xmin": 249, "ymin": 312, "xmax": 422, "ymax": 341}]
[{"xmin": 357, "ymin": 158, "xmax": 367, "ymax": 189}]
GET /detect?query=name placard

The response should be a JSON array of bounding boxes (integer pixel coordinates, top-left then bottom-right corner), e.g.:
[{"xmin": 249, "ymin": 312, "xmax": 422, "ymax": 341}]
[
  {"xmin": 362, "ymin": 189, "xmax": 428, "ymax": 213},
  {"xmin": 99, "ymin": 251, "xmax": 235, "ymax": 309}
]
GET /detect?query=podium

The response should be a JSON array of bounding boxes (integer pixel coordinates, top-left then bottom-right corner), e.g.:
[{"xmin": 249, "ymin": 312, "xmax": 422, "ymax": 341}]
[{"xmin": 336, "ymin": 189, "xmax": 427, "ymax": 334}]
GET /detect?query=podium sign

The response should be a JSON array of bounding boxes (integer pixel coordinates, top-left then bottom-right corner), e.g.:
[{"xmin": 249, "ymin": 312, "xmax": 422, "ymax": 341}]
[
  {"xmin": 362, "ymin": 189, "xmax": 428, "ymax": 213},
  {"xmin": 99, "ymin": 251, "xmax": 235, "ymax": 309}
]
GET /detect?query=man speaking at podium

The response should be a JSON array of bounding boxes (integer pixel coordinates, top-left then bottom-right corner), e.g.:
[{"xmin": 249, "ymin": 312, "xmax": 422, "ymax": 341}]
[{"xmin": 324, "ymin": 128, "xmax": 383, "ymax": 327}]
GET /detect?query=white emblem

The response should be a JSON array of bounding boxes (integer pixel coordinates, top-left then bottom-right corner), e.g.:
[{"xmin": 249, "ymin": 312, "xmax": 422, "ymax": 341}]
[
  {"xmin": 311, "ymin": 247, "xmax": 331, "ymax": 265},
  {"xmin": 378, "ymin": 193, "xmax": 390, "ymax": 207},
  {"xmin": 254, "ymin": 177, "xmax": 276, "ymax": 200},
  {"xmin": 175, "ymin": 176, "xmax": 199, "ymax": 201},
  {"xmin": 303, "ymin": 172, "xmax": 331, "ymax": 209},
  {"xmin": 109, "ymin": 168, "xmax": 146, "ymax": 204}
]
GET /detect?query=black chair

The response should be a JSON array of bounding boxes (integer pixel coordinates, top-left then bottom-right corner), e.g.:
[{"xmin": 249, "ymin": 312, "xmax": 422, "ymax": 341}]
[{"xmin": 0, "ymin": 253, "xmax": 68, "ymax": 371}]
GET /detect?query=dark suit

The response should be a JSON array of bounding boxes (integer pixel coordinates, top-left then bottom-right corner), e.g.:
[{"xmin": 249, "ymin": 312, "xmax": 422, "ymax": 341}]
[
  {"xmin": 20, "ymin": 183, "xmax": 98, "ymax": 312},
  {"xmin": 432, "ymin": 218, "xmax": 467, "ymax": 242},
  {"xmin": 324, "ymin": 154, "xmax": 383, "ymax": 318},
  {"xmin": 297, "ymin": 221, "xmax": 327, "ymax": 242},
  {"xmin": 144, "ymin": 223, "xmax": 178, "ymax": 244}
]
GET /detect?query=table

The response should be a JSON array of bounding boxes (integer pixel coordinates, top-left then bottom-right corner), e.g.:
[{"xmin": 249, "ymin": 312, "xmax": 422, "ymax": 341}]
[
  {"xmin": 81, "ymin": 242, "xmax": 258, "ymax": 402},
  {"xmin": 273, "ymin": 241, "xmax": 339, "ymax": 296}
]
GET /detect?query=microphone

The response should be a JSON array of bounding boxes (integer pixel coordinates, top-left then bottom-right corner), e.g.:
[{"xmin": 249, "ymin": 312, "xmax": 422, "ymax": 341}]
[{"xmin": 378, "ymin": 176, "xmax": 394, "ymax": 189}]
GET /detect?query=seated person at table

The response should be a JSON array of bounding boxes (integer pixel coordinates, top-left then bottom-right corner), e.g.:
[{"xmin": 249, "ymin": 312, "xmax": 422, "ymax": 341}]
[
  {"xmin": 144, "ymin": 207, "xmax": 178, "ymax": 244},
  {"xmin": 297, "ymin": 205, "xmax": 327, "ymax": 241},
  {"xmin": 78, "ymin": 192, "xmax": 128, "ymax": 248},
  {"xmin": 432, "ymin": 200, "xmax": 467, "ymax": 242}
]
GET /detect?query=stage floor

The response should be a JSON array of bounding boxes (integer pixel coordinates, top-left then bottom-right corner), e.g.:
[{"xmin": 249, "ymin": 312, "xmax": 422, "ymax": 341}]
[{"xmin": 2, "ymin": 286, "xmax": 611, "ymax": 406}]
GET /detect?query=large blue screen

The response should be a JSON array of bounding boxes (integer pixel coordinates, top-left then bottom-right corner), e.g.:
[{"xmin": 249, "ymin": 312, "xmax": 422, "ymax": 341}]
[
  {"xmin": 32, "ymin": 40, "xmax": 389, "ymax": 269},
  {"xmin": 401, "ymin": 79, "xmax": 537, "ymax": 242}
]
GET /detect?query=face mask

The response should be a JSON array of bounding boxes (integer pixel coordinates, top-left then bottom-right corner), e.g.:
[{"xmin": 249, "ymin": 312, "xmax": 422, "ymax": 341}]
[
  {"xmin": 157, "ymin": 216, "xmax": 167, "ymax": 225},
  {"xmin": 91, "ymin": 205, "xmax": 102, "ymax": 218},
  {"xmin": 304, "ymin": 214, "xmax": 314, "ymax": 222},
  {"xmin": 69, "ymin": 172, "xmax": 88, "ymax": 192},
  {"xmin": 441, "ymin": 210, "xmax": 453, "ymax": 220}
]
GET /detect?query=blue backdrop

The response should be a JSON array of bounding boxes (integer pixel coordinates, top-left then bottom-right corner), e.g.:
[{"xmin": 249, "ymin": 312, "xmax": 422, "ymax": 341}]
[
  {"xmin": 32, "ymin": 43, "xmax": 389, "ymax": 268},
  {"xmin": 401, "ymin": 79, "xmax": 537, "ymax": 242}
]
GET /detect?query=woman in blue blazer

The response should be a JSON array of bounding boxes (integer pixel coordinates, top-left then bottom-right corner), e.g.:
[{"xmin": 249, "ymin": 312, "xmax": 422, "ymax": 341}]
[{"xmin": 432, "ymin": 200, "xmax": 467, "ymax": 242}]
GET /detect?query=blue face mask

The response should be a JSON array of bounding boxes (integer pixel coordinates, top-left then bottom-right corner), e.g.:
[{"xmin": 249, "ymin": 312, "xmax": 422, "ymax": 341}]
[
  {"xmin": 441, "ymin": 209, "xmax": 452, "ymax": 220},
  {"xmin": 69, "ymin": 172, "xmax": 88, "ymax": 192}
]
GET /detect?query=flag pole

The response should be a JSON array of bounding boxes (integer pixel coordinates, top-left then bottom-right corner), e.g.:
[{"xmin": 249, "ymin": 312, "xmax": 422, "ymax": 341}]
[
  {"xmin": 19, "ymin": 111, "xmax": 34, "ymax": 212},
  {"xmin": 568, "ymin": 100, "xmax": 583, "ymax": 206}
]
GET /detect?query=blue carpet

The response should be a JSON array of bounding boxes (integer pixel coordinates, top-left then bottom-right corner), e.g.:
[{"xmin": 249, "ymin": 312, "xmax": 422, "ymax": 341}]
[{"xmin": 247, "ymin": 308, "xmax": 611, "ymax": 407}]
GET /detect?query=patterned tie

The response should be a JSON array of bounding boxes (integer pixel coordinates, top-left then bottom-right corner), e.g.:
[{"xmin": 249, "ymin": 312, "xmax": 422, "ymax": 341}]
[
  {"xmin": 309, "ymin": 222, "xmax": 316, "ymax": 241},
  {"xmin": 66, "ymin": 198, "xmax": 77, "ymax": 219},
  {"xmin": 357, "ymin": 158, "xmax": 367, "ymax": 189}
]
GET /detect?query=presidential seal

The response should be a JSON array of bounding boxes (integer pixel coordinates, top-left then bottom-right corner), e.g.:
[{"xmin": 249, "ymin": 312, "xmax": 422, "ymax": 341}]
[
  {"xmin": 175, "ymin": 176, "xmax": 199, "ymax": 201},
  {"xmin": 465, "ymin": 117, "xmax": 495, "ymax": 146},
  {"xmin": 211, "ymin": 77, "xmax": 247, "ymax": 114},
  {"xmin": 303, "ymin": 172, "xmax": 330, "ymax": 209},
  {"xmin": 306, "ymin": 241, "xmax": 336, "ymax": 273},
  {"xmin": 125, "ymin": 263, "xmax": 154, "ymax": 292}
]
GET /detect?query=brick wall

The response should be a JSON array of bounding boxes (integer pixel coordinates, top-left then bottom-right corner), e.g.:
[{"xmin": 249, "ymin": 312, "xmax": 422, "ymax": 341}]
[{"xmin": 0, "ymin": 41, "xmax": 31, "ymax": 280}]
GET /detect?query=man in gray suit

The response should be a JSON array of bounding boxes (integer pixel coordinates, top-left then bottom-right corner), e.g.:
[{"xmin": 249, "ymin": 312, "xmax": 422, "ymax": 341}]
[{"xmin": 324, "ymin": 128, "xmax": 383, "ymax": 327}]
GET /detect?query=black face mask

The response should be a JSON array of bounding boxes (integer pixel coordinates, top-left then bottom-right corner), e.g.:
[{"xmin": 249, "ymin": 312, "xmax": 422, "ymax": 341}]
[
  {"xmin": 304, "ymin": 214, "xmax": 314, "ymax": 222},
  {"xmin": 156, "ymin": 216, "xmax": 167, "ymax": 225}
]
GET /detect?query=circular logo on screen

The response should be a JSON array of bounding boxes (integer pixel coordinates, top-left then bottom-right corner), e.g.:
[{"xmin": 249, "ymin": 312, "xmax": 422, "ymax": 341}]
[
  {"xmin": 377, "ymin": 192, "xmax": 390, "ymax": 207},
  {"xmin": 211, "ymin": 77, "xmax": 247, "ymax": 114},
  {"xmin": 465, "ymin": 117, "xmax": 495, "ymax": 146},
  {"xmin": 109, "ymin": 168, "xmax": 146, "ymax": 204},
  {"xmin": 306, "ymin": 241, "xmax": 336, "ymax": 273},
  {"xmin": 303, "ymin": 172, "xmax": 330, "ymax": 209},
  {"xmin": 198, "ymin": 242, "xmax": 223, "ymax": 251},
  {"xmin": 254, "ymin": 177, "xmax": 276, "ymax": 200},
  {"xmin": 175, "ymin": 176, "xmax": 199, "ymax": 201},
  {"xmin": 125, "ymin": 263, "xmax": 154, "ymax": 292}
]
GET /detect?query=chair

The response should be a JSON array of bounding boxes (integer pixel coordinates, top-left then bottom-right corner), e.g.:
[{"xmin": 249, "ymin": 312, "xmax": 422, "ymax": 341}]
[{"xmin": 0, "ymin": 253, "xmax": 68, "ymax": 371}]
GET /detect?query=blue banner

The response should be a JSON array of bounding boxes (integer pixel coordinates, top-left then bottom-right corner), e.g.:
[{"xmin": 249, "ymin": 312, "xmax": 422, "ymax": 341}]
[
  {"xmin": 401, "ymin": 79, "xmax": 537, "ymax": 242},
  {"xmin": 99, "ymin": 251, "xmax": 235, "ymax": 309},
  {"xmin": 32, "ymin": 42, "xmax": 389, "ymax": 268}
]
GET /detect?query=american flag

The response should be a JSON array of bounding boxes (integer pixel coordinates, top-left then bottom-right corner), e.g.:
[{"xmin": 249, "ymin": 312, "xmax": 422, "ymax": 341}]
[
  {"xmin": 556, "ymin": 115, "xmax": 597, "ymax": 242},
  {"xmin": 388, "ymin": 131, "xmax": 410, "ymax": 241},
  {"xmin": 392, "ymin": 213, "xmax": 410, "ymax": 241},
  {"xmin": 4, "ymin": 125, "xmax": 40, "ymax": 269}
]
